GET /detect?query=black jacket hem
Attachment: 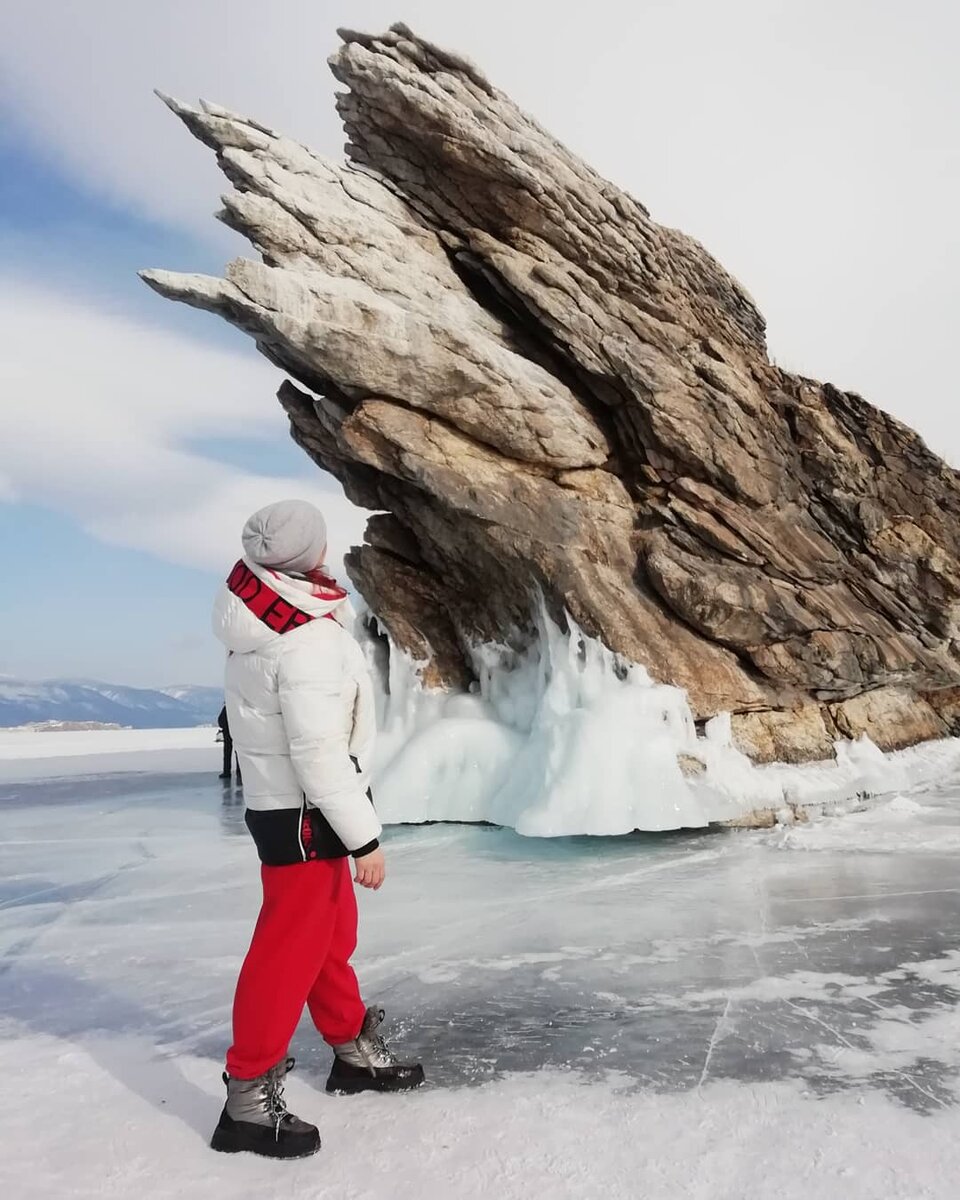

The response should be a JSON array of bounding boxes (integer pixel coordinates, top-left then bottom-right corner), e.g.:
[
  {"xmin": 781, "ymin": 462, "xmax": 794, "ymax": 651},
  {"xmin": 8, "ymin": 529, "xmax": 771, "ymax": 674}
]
[
  {"xmin": 244, "ymin": 760, "xmax": 377, "ymax": 867},
  {"xmin": 244, "ymin": 803, "xmax": 375, "ymax": 866}
]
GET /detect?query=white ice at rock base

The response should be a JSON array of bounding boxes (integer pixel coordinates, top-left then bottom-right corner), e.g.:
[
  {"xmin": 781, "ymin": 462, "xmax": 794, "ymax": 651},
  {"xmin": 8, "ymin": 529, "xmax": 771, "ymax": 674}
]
[{"xmin": 359, "ymin": 605, "xmax": 960, "ymax": 836}]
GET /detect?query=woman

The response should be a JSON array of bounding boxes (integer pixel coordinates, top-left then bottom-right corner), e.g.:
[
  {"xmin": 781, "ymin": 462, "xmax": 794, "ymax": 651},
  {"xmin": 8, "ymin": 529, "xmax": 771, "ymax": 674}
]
[{"xmin": 209, "ymin": 499, "xmax": 423, "ymax": 1159}]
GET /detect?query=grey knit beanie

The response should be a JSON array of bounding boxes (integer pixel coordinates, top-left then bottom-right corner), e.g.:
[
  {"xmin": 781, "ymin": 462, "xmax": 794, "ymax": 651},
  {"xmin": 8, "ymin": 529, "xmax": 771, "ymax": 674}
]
[{"xmin": 241, "ymin": 500, "xmax": 327, "ymax": 575}]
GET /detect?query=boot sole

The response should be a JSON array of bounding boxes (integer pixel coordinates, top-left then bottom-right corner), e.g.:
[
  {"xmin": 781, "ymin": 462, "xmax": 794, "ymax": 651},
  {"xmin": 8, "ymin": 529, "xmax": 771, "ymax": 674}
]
[
  {"xmin": 325, "ymin": 1067, "xmax": 426, "ymax": 1096},
  {"xmin": 210, "ymin": 1128, "xmax": 321, "ymax": 1158}
]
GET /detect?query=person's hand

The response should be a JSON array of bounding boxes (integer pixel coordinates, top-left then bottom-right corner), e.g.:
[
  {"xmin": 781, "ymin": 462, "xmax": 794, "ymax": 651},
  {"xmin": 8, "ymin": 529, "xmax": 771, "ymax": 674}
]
[{"xmin": 354, "ymin": 847, "xmax": 385, "ymax": 890}]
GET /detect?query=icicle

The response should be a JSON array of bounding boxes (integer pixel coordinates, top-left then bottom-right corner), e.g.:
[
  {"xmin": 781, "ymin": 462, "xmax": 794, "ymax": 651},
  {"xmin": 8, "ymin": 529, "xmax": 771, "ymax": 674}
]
[{"xmin": 361, "ymin": 605, "xmax": 947, "ymax": 836}]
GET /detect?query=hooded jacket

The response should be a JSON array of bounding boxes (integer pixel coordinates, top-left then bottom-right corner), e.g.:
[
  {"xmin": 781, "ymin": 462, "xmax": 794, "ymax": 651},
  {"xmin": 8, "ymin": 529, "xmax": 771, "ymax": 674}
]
[{"xmin": 212, "ymin": 557, "xmax": 381, "ymax": 865}]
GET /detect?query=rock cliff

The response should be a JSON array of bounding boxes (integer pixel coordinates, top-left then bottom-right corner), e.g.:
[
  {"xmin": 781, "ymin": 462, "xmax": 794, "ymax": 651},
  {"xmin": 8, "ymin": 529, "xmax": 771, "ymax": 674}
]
[{"xmin": 142, "ymin": 23, "xmax": 960, "ymax": 762}]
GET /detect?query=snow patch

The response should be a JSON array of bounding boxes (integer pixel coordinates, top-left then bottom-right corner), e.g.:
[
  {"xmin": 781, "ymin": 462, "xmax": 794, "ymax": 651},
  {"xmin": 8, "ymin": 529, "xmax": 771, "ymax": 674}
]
[
  {"xmin": 0, "ymin": 726, "xmax": 218, "ymax": 782},
  {"xmin": 4, "ymin": 1031, "xmax": 960, "ymax": 1200}
]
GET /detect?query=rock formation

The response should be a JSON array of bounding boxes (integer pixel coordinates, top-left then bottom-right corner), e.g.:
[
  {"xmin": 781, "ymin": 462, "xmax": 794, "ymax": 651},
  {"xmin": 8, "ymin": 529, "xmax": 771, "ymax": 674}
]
[{"xmin": 142, "ymin": 23, "xmax": 960, "ymax": 763}]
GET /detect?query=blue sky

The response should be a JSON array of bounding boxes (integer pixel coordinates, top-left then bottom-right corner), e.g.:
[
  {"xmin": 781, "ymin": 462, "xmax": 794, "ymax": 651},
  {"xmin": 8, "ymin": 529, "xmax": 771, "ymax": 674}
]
[
  {"xmin": 1, "ymin": 1, "xmax": 957, "ymax": 687},
  {"xmin": 0, "ymin": 122, "xmax": 339, "ymax": 686}
]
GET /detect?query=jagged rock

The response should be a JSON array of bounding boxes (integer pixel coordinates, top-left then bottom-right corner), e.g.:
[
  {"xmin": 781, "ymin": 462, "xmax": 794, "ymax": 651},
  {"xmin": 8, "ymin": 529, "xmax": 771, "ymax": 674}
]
[
  {"xmin": 731, "ymin": 703, "xmax": 836, "ymax": 766},
  {"xmin": 141, "ymin": 24, "xmax": 960, "ymax": 762},
  {"xmin": 924, "ymin": 686, "xmax": 960, "ymax": 736},
  {"xmin": 676, "ymin": 754, "xmax": 707, "ymax": 779},
  {"xmin": 828, "ymin": 687, "xmax": 947, "ymax": 752},
  {"xmin": 346, "ymin": 541, "xmax": 472, "ymax": 691}
]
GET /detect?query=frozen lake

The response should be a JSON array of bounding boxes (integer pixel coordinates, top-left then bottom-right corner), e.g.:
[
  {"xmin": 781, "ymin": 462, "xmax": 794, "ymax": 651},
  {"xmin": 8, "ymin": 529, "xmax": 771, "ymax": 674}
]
[{"xmin": 4, "ymin": 762, "xmax": 960, "ymax": 1197}]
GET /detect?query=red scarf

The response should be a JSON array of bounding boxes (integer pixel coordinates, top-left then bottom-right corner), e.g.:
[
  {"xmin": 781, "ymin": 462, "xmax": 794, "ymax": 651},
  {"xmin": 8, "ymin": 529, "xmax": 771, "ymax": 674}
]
[{"xmin": 226, "ymin": 561, "xmax": 346, "ymax": 634}]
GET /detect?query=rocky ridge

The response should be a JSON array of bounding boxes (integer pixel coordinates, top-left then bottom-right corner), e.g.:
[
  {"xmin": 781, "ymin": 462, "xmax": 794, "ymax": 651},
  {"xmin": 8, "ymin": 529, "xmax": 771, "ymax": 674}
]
[{"xmin": 142, "ymin": 23, "xmax": 960, "ymax": 763}]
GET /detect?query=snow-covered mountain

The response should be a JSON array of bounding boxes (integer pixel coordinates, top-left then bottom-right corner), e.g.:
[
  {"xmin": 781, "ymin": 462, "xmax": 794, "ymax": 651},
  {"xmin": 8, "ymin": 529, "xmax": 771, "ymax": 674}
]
[
  {"xmin": 157, "ymin": 685, "xmax": 225, "ymax": 726},
  {"xmin": 0, "ymin": 678, "xmax": 223, "ymax": 729}
]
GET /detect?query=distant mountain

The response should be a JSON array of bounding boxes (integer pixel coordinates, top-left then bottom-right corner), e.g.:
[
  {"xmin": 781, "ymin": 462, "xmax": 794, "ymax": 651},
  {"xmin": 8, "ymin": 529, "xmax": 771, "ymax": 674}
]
[
  {"xmin": 158, "ymin": 685, "xmax": 225, "ymax": 725},
  {"xmin": 0, "ymin": 678, "xmax": 223, "ymax": 729}
]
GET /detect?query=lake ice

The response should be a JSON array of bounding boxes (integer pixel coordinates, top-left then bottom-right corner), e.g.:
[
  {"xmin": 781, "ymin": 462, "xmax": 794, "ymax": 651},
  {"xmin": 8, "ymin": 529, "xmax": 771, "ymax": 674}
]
[{"xmin": 3, "ymin": 752, "xmax": 960, "ymax": 1197}]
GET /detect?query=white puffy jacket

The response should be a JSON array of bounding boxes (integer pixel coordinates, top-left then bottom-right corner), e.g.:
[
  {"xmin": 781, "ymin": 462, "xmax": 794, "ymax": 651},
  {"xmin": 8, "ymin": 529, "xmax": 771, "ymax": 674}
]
[{"xmin": 212, "ymin": 557, "xmax": 381, "ymax": 863}]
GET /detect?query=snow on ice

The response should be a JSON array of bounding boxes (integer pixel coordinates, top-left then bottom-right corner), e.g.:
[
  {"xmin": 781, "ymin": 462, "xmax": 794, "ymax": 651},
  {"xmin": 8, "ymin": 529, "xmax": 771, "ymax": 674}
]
[
  {"xmin": 4, "ymin": 760, "xmax": 960, "ymax": 1197},
  {"xmin": 0, "ymin": 726, "xmax": 216, "ymax": 782}
]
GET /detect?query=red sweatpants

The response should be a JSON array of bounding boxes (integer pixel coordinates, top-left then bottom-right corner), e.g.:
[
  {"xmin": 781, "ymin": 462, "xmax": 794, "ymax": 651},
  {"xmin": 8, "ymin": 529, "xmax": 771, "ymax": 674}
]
[{"xmin": 226, "ymin": 856, "xmax": 366, "ymax": 1080}]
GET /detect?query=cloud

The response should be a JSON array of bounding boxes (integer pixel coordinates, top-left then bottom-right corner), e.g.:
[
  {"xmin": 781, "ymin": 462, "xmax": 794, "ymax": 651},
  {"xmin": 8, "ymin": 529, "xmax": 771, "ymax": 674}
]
[
  {"xmin": 0, "ymin": 278, "xmax": 370, "ymax": 573},
  {"xmin": 2, "ymin": 2, "xmax": 959, "ymax": 467},
  {"xmin": 0, "ymin": 0, "xmax": 350, "ymax": 236}
]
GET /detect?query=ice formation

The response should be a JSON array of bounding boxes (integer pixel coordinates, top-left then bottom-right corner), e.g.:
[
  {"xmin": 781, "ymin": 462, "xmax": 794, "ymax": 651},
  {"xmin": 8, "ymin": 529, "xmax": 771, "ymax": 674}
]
[{"xmin": 360, "ymin": 609, "xmax": 960, "ymax": 836}]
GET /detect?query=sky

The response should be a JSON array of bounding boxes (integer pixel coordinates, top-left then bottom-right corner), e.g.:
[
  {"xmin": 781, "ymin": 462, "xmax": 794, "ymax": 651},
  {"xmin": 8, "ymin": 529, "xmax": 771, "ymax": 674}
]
[{"xmin": 0, "ymin": 0, "xmax": 957, "ymax": 687}]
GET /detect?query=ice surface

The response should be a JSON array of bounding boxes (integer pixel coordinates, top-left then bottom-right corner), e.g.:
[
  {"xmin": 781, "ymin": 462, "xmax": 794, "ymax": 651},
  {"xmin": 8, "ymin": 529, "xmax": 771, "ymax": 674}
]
[
  {"xmin": 0, "ymin": 726, "xmax": 217, "ymax": 782},
  {"xmin": 4, "ymin": 761, "xmax": 960, "ymax": 1197}
]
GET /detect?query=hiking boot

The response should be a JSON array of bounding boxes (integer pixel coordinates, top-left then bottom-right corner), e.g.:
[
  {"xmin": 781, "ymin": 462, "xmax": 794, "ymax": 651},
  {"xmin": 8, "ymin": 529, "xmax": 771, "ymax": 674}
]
[
  {"xmin": 210, "ymin": 1057, "xmax": 320, "ymax": 1158},
  {"xmin": 326, "ymin": 1006, "xmax": 425, "ymax": 1095}
]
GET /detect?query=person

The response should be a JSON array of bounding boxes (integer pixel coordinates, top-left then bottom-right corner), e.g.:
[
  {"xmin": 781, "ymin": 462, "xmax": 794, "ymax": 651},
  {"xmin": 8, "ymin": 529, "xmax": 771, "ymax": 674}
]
[
  {"xmin": 216, "ymin": 704, "xmax": 241, "ymax": 784},
  {"xmin": 209, "ymin": 499, "xmax": 423, "ymax": 1160}
]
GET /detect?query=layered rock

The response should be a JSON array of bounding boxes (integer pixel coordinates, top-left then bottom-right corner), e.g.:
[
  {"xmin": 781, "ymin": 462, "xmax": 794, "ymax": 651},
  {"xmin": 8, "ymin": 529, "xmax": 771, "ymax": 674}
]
[{"xmin": 142, "ymin": 23, "xmax": 960, "ymax": 762}]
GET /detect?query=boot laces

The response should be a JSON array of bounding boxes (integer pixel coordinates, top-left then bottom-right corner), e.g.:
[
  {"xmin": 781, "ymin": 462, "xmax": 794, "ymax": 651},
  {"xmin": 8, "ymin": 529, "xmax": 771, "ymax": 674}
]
[
  {"xmin": 367, "ymin": 1028, "xmax": 399, "ymax": 1068},
  {"xmin": 263, "ymin": 1059, "xmax": 293, "ymax": 1138},
  {"xmin": 360, "ymin": 1013, "xmax": 399, "ymax": 1068}
]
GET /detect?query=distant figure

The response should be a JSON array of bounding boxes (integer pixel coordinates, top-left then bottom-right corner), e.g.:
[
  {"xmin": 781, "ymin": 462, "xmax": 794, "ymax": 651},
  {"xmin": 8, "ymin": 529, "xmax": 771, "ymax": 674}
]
[
  {"xmin": 217, "ymin": 705, "xmax": 240, "ymax": 783},
  {"xmin": 208, "ymin": 499, "xmax": 423, "ymax": 1160}
]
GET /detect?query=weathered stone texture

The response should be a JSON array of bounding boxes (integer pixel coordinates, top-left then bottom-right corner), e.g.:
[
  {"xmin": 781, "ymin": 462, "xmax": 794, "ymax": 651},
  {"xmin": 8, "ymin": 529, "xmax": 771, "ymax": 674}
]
[{"xmin": 142, "ymin": 24, "xmax": 960, "ymax": 761}]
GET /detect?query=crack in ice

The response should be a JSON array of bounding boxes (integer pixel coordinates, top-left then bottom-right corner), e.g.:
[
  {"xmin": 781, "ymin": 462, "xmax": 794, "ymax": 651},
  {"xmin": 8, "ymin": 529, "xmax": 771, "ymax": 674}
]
[
  {"xmin": 781, "ymin": 997, "xmax": 948, "ymax": 1110},
  {"xmin": 697, "ymin": 995, "xmax": 733, "ymax": 1092}
]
